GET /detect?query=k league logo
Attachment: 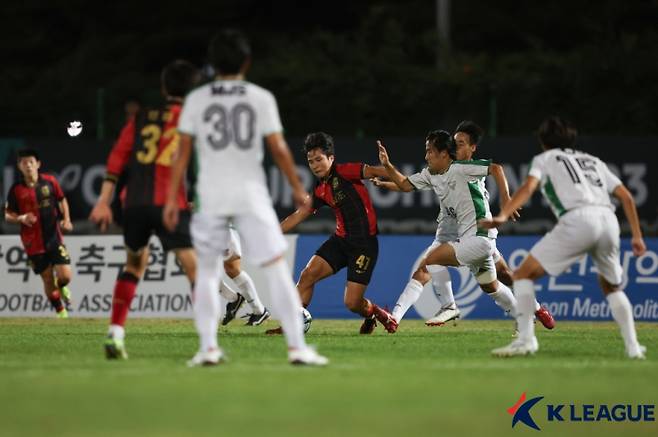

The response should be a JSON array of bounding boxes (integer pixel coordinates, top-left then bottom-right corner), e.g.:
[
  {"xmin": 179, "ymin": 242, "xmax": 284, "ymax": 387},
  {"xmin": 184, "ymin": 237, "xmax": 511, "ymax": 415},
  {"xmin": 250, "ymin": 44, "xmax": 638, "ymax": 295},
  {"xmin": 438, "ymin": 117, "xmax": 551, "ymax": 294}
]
[{"xmin": 508, "ymin": 392, "xmax": 544, "ymax": 430}]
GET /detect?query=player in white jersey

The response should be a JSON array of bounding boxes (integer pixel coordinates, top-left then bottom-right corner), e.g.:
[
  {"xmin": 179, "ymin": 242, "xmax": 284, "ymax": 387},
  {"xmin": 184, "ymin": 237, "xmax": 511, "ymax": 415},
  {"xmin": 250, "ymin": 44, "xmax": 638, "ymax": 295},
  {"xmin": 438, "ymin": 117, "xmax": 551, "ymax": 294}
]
[
  {"xmin": 163, "ymin": 29, "xmax": 327, "ymax": 366},
  {"xmin": 374, "ymin": 122, "xmax": 555, "ymax": 329},
  {"xmin": 377, "ymin": 130, "xmax": 520, "ymax": 331},
  {"xmin": 480, "ymin": 116, "xmax": 647, "ymax": 358}
]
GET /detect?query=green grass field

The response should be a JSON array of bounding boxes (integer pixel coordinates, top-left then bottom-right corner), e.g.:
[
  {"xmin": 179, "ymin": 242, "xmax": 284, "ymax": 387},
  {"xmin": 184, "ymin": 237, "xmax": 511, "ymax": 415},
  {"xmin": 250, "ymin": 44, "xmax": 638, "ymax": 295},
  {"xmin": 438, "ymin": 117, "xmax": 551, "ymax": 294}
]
[{"xmin": 0, "ymin": 318, "xmax": 656, "ymax": 437}]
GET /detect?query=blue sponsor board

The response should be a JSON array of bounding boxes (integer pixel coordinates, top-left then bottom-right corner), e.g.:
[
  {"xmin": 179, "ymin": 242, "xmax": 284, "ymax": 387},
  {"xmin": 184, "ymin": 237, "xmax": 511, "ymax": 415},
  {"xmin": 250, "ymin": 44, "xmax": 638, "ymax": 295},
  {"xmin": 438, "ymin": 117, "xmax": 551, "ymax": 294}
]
[{"xmin": 294, "ymin": 235, "xmax": 658, "ymax": 321}]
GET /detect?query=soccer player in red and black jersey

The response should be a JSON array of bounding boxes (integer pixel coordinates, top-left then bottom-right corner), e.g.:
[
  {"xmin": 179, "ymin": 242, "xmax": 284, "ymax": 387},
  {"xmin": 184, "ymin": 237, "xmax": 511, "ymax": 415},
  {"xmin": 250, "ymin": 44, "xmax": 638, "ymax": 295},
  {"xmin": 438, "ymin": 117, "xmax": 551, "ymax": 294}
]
[
  {"xmin": 5, "ymin": 148, "xmax": 73, "ymax": 318},
  {"xmin": 272, "ymin": 132, "xmax": 398, "ymax": 334},
  {"xmin": 89, "ymin": 60, "xmax": 200, "ymax": 359}
]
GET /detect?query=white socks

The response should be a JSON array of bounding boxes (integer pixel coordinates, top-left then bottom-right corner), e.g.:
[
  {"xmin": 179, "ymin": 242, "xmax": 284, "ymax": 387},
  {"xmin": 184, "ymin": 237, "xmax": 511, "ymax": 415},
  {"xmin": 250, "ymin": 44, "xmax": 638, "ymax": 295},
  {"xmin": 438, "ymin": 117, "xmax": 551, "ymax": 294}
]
[
  {"xmin": 219, "ymin": 280, "xmax": 239, "ymax": 302},
  {"xmin": 606, "ymin": 291, "xmax": 640, "ymax": 352},
  {"xmin": 512, "ymin": 279, "xmax": 536, "ymax": 343},
  {"xmin": 194, "ymin": 256, "xmax": 223, "ymax": 353},
  {"xmin": 392, "ymin": 279, "xmax": 424, "ymax": 323},
  {"xmin": 108, "ymin": 324, "xmax": 125, "ymax": 341},
  {"xmin": 427, "ymin": 264, "xmax": 455, "ymax": 307},
  {"xmin": 232, "ymin": 271, "xmax": 266, "ymax": 314},
  {"xmin": 488, "ymin": 282, "xmax": 518, "ymax": 318},
  {"xmin": 261, "ymin": 259, "xmax": 306, "ymax": 350}
]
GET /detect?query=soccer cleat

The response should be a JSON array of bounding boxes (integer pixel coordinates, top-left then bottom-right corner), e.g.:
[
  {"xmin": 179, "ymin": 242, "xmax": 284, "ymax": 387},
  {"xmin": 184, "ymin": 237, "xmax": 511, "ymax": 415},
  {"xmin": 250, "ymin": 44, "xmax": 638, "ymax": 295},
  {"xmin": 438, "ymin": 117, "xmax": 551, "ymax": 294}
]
[
  {"xmin": 187, "ymin": 348, "xmax": 225, "ymax": 367},
  {"xmin": 534, "ymin": 305, "xmax": 555, "ymax": 329},
  {"xmin": 359, "ymin": 315, "xmax": 377, "ymax": 334},
  {"xmin": 265, "ymin": 326, "xmax": 284, "ymax": 335},
  {"xmin": 60, "ymin": 286, "xmax": 72, "ymax": 306},
  {"xmin": 373, "ymin": 305, "xmax": 398, "ymax": 333},
  {"xmin": 105, "ymin": 335, "xmax": 128, "ymax": 360},
  {"xmin": 221, "ymin": 293, "xmax": 246, "ymax": 325},
  {"xmin": 425, "ymin": 305, "xmax": 460, "ymax": 326},
  {"xmin": 627, "ymin": 344, "xmax": 647, "ymax": 360},
  {"xmin": 56, "ymin": 308, "xmax": 69, "ymax": 319},
  {"xmin": 244, "ymin": 308, "xmax": 271, "ymax": 326},
  {"xmin": 288, "ymin": 347, "xmax": 329, "ymax": 366},
  {"xmin": 492, "ymin": 337, "xmax": 539, "ymax": 357}
]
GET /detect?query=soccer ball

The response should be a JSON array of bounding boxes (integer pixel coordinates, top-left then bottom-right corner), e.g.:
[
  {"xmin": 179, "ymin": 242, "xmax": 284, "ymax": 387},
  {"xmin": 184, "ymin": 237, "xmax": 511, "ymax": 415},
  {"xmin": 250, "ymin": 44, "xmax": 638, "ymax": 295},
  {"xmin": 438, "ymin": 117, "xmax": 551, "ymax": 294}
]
[{"xmin": 302, "ymin": 307, "xmax": 312, "ymax": 333}]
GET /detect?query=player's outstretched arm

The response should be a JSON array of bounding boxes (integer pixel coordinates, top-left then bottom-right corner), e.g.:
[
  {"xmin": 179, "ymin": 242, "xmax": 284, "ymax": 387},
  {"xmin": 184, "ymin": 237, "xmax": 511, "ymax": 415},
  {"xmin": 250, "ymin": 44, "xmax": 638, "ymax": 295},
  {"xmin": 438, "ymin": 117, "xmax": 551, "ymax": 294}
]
[
  {"xmin": 479, "ymin": 176, "xmax": 539, "ymax": 229},
  {"xmin": 163, "ymin": 133, "xmax": 193, "ymax": 232},
  {"xmin": 377, "ymin": 140, "xmax": 414, "ymax": 191},
  {"xmin": 266, "ymin": 133, "xmax": 309, "ymax": 209},
  {"xmin": 370, "ymin": 178, "xmax": 405, "ymax": 192},
  {"xmin": 281, "ymin": 206, "xmax": 313, "ymax": 234},
  {"xmin": 489, "ymin": 163, "xmax": 521, "ymax": 221},
  {"xmin": 58, "ymin": 198, "xmax": 73, "ymax": 232},
  {"xmin": 89, "ymin": 180, "xmax": 116, "ymax": 232},
  {"xmin": 613, "ymin": 184, "xmax": 646, "ymax": 256}
]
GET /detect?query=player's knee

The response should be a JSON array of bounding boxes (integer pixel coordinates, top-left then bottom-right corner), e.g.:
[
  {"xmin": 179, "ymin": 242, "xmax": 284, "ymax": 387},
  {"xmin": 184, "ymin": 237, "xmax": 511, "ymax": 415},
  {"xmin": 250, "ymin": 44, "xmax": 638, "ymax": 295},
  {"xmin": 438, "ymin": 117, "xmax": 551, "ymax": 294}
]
[
  {"xmin": 598, "ymin": 275, "xmax": 620, "ymax": 295},
  {"xmin": 480, "ymin": 281, "xmax": 497, "ymax": 293},
  {"xmin": 343, "ymin": 295, "xmax": 363, "ymax": 313},
  {"xmin": 56, "ymin": 273, "xmax": 71, "ymax": 287},
  {"xmin": 412, "ymin": 268, "xmax": 431, "ymax": 285}
]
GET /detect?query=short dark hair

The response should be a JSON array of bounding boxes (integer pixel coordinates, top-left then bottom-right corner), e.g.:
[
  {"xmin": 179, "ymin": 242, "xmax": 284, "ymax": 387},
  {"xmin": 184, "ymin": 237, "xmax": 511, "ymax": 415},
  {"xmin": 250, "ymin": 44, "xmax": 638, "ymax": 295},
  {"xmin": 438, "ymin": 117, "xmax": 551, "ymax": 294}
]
[
  {"xmin": 426, "ymin": 130, "xmax": 452, "ymax": 153},
  {"xmin": 454, "ymin": 120, "xmax": 483, "ymax": 145},
  {"xmin": 208, "ymin": 29, "xmax": 251, "ymax": 75},
  {"xmin": 303, "ymin": 132, "xmax": 335, "ymax": 157},
  {"xmin": 16, "ymin": 148, "xmax": 40, "ymax": 162},
  {"xmin": 538, "ymin": 116, "xmax": 577, "ymax": 149},
  {"xmin": 161, "ymin": 60, "xmax": 200, "ymax": 98}
]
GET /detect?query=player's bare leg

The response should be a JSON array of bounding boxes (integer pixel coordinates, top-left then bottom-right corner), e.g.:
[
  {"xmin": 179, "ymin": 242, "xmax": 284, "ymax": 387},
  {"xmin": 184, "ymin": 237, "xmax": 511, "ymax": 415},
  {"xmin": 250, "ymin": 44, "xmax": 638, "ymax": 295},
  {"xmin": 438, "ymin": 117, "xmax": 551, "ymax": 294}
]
[
  {"xmin": 224, "ymin": 256, "xmax": 269, "ymax": 325},
  {"xmin": 40, "ymin": 267, "xmax": 67, "ymax": 318},
  {"xmin": 53, "ymin": 263, "xmax": 72, "ymax": 308},
  {"xmin": 496, "ymin": 258, "xmax": 554, "ymax": 330},
  {"xmin": 266, "ymin": 255, "xmax": 332, "ymax": 334},
  {"xmin": 105, "ymin": 247, "xmax": 149, "ymax": 359},
  {"xmin": 344, "ymin": 282, "xmax": 397, "ymax": 334},
  {"xmin": 599, "ymin": 275, "xmax": 645, "ymax": 359},
  {"xmin": 492, "ymin": 255, "xmax": 545, "ymax": 357}
]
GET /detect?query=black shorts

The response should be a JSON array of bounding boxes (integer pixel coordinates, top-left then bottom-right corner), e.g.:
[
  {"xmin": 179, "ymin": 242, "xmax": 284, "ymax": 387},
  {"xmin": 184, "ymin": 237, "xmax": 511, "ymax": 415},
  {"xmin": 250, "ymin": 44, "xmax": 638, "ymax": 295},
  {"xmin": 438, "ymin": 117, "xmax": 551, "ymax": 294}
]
[
  {"xmin": 123, "ymin": 206, "xmax": 192, "ymax": 252},
  {"xmin": 28, "ymin": 245, "xmax": 71, "ymax": 275},
  {"xmin": 315, "ymin": 235, "xmax": 378, "ymax": 285}
]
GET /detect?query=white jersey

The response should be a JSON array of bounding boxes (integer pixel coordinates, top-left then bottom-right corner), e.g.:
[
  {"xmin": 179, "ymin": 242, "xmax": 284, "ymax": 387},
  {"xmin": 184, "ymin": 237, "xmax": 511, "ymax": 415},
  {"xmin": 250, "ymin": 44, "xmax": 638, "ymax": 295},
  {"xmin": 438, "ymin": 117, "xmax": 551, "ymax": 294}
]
[
  {"xmin": 528, "ymin": 148, "xmax": 621, "ymax": 219},
  {"xmin": 407, "ymin": 159, "xmax": 497, "ymax": 239},
  {"xmin": 178, "ymin": 80, "xmax": 283, "ymax": 215}
]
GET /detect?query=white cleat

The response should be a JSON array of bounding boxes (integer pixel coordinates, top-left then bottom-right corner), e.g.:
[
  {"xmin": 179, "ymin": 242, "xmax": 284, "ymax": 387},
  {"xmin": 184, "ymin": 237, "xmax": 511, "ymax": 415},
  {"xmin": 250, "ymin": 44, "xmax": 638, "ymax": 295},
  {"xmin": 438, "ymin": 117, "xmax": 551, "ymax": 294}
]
[
  {"xmin": 288, "ymin": 347, "xmax": 329, "ymax": 366},
  {"xmin": 492, "ymin": 337, "xmax": 539, "ymax": 357},
  {"xmin": 187, "ymin": 348, "xmax": 225, "ymax": 367},
  {"xmin": 627, "ymin": 344, "xmax": 647, "ymax": 360},
  {"xmin": 425, "ymin": 304, "xmax": 461, "ymax": 326}
]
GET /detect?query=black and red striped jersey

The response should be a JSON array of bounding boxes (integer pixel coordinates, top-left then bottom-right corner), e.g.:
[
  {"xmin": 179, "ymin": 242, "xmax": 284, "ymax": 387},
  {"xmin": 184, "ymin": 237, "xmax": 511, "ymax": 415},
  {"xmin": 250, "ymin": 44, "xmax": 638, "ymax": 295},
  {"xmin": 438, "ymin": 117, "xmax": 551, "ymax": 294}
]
[
  {"xmin": 5, "ymin": 173, "xmax": 65, "ymax": 256},
  {"xmin": 311, "ymin": 162, "xmax": 378, "ymax": 242},
  {"xmin": 105, "ymin": 101, "xmax": 187, "ymax": 209}
]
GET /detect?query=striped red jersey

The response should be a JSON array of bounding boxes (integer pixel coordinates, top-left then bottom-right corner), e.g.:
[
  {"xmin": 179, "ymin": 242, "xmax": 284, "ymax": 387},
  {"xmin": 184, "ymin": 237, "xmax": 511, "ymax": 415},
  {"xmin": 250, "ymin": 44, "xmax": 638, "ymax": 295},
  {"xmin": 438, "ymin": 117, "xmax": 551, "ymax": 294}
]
[
  {"xmin": 6, "ymin": 173, "xmax": 65, "ymax": 256},
  {"xmin": 311, "ymin": 163, "xmax": 378, "ymax": 242},
  {"xmin": 105, "ymin": 101, "xmax": 187, "ymax": 209}
]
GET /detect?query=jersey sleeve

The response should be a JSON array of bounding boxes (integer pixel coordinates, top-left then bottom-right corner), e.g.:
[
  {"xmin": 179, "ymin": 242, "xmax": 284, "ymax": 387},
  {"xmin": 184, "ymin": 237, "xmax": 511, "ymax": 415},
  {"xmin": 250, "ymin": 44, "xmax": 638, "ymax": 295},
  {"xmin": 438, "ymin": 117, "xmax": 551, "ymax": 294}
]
[
  {"xmin": 336, "ymin": 163, "xmax": 365, "ymax": 182},
  {"xmin": 105, "ymin": 118, "xmax": 136, "ymax": 182},
  {"xmin": 311, "ymin": 193, "xmax": 327, "ymax": 212},
  {"xmin": 407, "ymin": 168, "xmax": 432, "ymax": 190},
  {"xmin": 50, "ymin": 177, "xmax": 64, "ymax": 200},
  {"xmin": 5, "ymin": 185, "xmax": 19, "ymax": 213},
  {"xmin": 599, "ymin": 160, "xmax": 622, "ymax": 193},
  {"xmin": 453, "ymin": 159, "xmax": 491, "ymax": 177},
  {"xmin": 528, "ymin": 154, "xmax": 546, "ymax": 180},
  {"xmin": 260, "ymin": 92, "xmax": 283, "ymax": 136},
  {"xmin": 177, "ymin": 95, "xmax": 197, "ymax": 136}
]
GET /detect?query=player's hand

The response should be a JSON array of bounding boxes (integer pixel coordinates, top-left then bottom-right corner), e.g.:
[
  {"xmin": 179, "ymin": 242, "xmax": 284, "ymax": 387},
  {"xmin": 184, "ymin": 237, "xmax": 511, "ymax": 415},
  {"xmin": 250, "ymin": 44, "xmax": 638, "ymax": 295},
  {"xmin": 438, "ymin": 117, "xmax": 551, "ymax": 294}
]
[
  {"xmin": 478, "ymin": 215, "xmax": 507, "ymax": 229},
  {"xmin": 631, "ymin": 237, "xmax": 647, "ymax": 257},
  {"xmin": 163, "ymin": 200, "xmax": 180, "ymax": 232},
  {"xmin": 89, "ymin": 202, "xmax": 113, "ymax": 232},
  {"xmin": 19, "ymin": 213, "xmax": 37, "ymax": 227},
  {"xmin": 500, "ymin": 196, "xmax": 521, "ymax": 222},
  {"xmin": 377, "ymin": 140, "xmax": 391, "ymax": 167},
  {"xmin": 369, "ymin": 177, "xmax": 385, "ymax": 187},
  {"xmin": 60, "ymin": 219, "xmax": 73, "ymax": 232},
  {"xmin": 292, "ymin": 187, "xmax": 310, "ymax": 209}
]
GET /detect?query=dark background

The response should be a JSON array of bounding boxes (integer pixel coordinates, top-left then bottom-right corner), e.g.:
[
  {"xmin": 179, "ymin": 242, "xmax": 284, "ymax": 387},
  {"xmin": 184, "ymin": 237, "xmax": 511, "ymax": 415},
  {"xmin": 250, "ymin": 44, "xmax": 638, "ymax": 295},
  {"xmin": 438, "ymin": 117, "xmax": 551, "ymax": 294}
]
[
  {"xmin": 1, "ymin": 0, "xmax": 657, "ymax": 234},
  {"xmin": 2, "ymin": 0, "xmax": 658, "ymax": 138}
]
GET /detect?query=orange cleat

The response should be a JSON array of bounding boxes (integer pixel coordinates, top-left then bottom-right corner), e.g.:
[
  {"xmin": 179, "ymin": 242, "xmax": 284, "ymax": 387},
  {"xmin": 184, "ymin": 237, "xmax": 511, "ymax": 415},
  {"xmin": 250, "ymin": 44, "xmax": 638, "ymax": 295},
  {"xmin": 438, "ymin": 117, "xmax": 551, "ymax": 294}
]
[{"xmin": 534, "ymin": 306, "xmax": 555, "ymax": 329}]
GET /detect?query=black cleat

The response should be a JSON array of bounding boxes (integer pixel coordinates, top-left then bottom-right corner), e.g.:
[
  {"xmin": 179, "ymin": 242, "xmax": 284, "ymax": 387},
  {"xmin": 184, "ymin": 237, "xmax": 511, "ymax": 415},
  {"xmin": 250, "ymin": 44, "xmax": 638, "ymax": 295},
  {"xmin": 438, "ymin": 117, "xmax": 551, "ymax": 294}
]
[
  {"xmin": 244, "ymin": 308, "xmax": 271, "ymax": 326},
  {"xmin": 221, "ymin": 294, "xmax": 246, "ymax": 325}
]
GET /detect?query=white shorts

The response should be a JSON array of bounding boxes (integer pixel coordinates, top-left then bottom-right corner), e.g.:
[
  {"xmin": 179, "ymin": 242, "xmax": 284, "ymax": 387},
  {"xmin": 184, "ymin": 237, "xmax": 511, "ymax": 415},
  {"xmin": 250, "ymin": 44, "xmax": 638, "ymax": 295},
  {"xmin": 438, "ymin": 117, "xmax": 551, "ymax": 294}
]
[
  {"xmin": 191, "ymin": 206, "xmax": 288, "ymax": 266},
  {"xmin": 531, "ymin": 206, "xmax": 623, "ymax": 285},
  {"xmin": 223, "ymin": 227, "xmax": 243, "ymax": 261},
  {"xmin": 447, "ymin": 236, "xmax": 497, "ymax": 284}
]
